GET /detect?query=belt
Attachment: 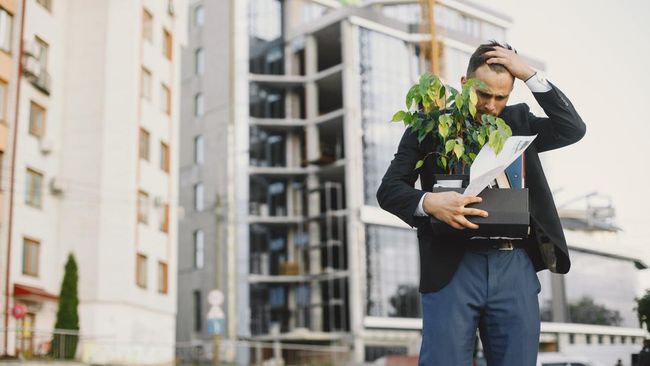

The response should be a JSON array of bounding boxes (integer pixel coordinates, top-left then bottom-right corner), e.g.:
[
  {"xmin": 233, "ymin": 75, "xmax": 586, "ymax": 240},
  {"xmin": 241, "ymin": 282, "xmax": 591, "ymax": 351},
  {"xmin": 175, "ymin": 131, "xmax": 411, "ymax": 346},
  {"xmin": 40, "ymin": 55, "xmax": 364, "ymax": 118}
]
[{"xmin": 464, "ymin": 240, "xmax": 526, "ymax": 251}]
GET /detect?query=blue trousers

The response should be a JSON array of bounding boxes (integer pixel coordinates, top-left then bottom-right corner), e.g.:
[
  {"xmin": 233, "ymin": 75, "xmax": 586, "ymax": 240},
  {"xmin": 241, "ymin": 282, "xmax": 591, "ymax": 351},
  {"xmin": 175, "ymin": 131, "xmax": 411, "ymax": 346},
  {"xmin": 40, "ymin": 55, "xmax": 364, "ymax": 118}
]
[{"xmin": 419, "ymin": 248, "xmax": 541, "ymax": 366}]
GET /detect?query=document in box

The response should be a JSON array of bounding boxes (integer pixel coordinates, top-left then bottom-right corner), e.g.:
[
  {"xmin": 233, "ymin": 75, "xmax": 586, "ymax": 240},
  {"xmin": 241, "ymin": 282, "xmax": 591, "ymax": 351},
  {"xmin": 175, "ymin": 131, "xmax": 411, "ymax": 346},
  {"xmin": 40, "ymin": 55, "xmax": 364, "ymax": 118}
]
[{"xmin": 463, "ymin": 135, "xmax": 537, "ymax": 197}]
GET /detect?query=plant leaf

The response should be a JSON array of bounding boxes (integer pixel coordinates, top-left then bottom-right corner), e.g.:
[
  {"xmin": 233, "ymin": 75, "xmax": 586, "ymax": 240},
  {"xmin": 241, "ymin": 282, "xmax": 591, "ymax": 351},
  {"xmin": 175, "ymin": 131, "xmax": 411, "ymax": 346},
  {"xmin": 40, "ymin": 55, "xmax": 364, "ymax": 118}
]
[
  {"xmin": 440, "ymin": 156, "xmax": 447, "ymax": 169},
  {"xmin": 454, "ymin": 141, "xmax": 464, "ymax": 159},
  {"xmin": 392, "ymin": 111, "xmax": 406, "ymax": 122},
  {"xmin": 445, "ymin": 139, "xmax": 456, "ymax": 153},
  {"xmin": 469, "ymin": 88, "xmax": 478, "ymax": 106},
  {"xmin": 469, "ymin": 103, "xmax": 477, "ymax": 119},
  {"xmin": 415, "ymin": 159, "xmax": 424, "ymax": 170}
]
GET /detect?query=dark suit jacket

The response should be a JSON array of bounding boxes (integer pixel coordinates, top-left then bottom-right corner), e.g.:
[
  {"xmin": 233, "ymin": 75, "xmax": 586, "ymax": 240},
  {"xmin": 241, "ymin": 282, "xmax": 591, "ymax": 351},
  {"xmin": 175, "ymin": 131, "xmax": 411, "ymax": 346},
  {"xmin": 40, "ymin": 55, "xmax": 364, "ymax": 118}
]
[{"xmin": 376, "ymin": 84, "xmax": 586, "ymax": 293}]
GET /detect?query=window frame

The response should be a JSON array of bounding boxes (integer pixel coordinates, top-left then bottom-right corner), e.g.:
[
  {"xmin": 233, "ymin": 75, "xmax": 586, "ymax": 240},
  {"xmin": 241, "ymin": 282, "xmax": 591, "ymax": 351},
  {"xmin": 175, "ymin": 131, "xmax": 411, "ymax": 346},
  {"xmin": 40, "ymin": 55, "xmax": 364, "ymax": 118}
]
[
  {"xmin": 22, "ymin": 237, "xmax": 40, "ymax": 277},
  {"xmin": 136, "ymin": 253, "xmax": 148, "ymax": 288},
  {"xmin": 25, "ymin": 167, "xmax": 44, "ymax": 208}
]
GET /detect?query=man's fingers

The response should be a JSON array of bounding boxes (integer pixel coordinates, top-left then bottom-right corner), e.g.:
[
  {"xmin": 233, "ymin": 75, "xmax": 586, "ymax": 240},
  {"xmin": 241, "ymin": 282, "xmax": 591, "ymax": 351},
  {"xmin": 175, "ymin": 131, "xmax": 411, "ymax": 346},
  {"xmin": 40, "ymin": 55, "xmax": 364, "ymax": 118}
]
[
  {"xmin": 486, "ymin": 57, "xmax": 509, "ymax": 66},
  {"xmin": 454, "ymin": 216, "xmax": 479, "ymax": 230},
  {"xmin": 462, "ymin": 208, "xmax": 488, "ymax": 217},
  {"xmin": 462, "ymin": 196, "xmax": 482, "ymax": 206}
]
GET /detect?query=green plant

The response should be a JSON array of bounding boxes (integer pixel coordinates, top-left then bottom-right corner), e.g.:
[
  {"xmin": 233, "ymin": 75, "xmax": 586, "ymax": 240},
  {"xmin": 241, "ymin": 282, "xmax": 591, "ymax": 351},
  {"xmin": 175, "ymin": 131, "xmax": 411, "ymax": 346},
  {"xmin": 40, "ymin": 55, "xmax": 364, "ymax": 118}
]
[
  {"xmin": 50, "ymin": 253, "xmax": 80, "ymax": 359},
  {"xmin": 391, "ymin": 73, "xmax": 512, "ymax": 174},
  {"xmin": 636, "ymin": 289, "xmax": 650, "ymax": 332}
]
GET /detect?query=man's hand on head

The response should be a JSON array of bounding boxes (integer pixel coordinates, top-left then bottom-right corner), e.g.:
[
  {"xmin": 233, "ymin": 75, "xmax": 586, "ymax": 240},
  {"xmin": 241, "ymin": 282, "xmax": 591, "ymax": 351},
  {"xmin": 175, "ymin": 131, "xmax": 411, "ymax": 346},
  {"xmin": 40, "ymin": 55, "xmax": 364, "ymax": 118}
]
[
  {"xmin": 423, "ymin": 191, "xmax": 488, "ymax": 230},
  {"xmin": 484, "ymin": 46, "xmax": 536, "ymax": 81}
]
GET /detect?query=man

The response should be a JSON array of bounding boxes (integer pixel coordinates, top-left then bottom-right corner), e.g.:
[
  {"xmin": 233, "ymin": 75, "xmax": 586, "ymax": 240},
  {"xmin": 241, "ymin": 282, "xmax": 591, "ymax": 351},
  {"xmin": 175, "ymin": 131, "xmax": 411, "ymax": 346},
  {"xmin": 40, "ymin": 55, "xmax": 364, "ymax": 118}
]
[{"xmin": 376, "ymin": 41, "xmax": 586, "ymax": 366}]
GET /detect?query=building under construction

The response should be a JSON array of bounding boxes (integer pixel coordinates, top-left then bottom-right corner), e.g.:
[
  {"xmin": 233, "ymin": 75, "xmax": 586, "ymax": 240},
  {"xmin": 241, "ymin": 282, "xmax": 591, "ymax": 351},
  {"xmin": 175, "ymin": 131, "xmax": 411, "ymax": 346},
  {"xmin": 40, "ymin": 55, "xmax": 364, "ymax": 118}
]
[{"xmin": 176, "ymin": 1, "xmax": 647, "ymax": 365}]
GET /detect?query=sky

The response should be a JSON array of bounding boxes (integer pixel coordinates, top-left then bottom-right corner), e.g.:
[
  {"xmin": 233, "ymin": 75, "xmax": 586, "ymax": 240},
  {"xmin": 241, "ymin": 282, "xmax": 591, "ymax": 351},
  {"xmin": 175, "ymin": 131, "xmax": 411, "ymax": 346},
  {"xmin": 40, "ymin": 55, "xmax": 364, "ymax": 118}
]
[{"xmin": 480, "ymin": 0, "xmax": 650, "ymax": 271}]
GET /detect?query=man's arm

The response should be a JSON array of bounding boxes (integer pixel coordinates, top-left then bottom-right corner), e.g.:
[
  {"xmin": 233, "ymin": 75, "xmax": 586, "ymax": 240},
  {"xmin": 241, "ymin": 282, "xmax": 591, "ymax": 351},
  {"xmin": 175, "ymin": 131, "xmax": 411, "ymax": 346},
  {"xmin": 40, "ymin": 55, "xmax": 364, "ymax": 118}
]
[
  {"xmin": 377, "ymin": 128, "xmax": 487, "ymax": 229},
  {"xmin": 485, "ymin": 47, "xmax": 586, "ymax": 152},
  {"xmin": 376, "ymin": 127, "xmax": 427, "ymax": 228}
]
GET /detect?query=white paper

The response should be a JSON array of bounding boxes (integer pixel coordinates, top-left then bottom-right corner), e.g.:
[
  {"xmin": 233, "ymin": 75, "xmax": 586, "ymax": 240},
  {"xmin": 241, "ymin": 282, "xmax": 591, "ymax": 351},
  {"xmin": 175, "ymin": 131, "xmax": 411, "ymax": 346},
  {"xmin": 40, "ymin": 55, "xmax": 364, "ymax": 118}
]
[{"xmin": 462, "ymin": 135, "xmax": 537, "ymax": 197}]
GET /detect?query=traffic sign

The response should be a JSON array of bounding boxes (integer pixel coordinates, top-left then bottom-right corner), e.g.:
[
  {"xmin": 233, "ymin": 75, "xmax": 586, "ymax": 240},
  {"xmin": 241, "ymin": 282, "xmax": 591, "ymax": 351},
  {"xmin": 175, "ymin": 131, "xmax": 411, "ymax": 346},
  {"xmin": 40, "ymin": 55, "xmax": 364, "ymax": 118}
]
[{"xmin": 12, "ymin": 303, "xmax": 27, "ymax": 319}]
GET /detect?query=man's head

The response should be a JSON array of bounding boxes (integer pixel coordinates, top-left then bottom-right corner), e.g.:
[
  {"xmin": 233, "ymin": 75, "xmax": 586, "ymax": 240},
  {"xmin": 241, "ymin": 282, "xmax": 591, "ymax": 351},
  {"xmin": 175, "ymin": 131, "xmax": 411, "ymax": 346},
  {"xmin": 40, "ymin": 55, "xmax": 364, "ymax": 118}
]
[{"xmin": 461, "ymin": 41, "xmax": 515, "ymax": 119}]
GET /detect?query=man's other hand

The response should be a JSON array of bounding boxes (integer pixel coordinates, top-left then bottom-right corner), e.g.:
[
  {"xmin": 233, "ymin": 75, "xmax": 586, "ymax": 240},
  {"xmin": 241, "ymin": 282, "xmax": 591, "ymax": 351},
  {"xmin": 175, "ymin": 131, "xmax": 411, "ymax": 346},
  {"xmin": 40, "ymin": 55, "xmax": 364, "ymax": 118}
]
[
  {"xmin": 423, "ymin": 191, "xmax": 488, "ymax": 230},
  {"xmin": 484, "ymin": 46, "xmax": 536, "ymax": 81}
]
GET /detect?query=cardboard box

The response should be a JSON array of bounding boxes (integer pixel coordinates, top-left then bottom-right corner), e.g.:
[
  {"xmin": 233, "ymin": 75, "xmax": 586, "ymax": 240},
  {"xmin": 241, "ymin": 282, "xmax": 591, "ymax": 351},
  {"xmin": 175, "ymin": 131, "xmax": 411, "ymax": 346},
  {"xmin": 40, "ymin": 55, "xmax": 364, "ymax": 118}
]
[{"xmin": 429, "ymin": 187, "xmax": 529, "ymax": 239}]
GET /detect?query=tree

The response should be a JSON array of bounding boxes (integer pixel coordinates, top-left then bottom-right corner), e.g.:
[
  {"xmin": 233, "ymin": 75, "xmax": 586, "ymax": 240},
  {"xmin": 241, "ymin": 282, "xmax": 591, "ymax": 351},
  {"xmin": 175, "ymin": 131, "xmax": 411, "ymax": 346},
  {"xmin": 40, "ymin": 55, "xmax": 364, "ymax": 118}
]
[
  {"xmin": 635, "ymin": 289, "xmax": 650, "ymax": 332},
  {"xmin": 569, "ymin": 296, "xmax": 622, "ymax": 326},
  {"xmin": 388, "ymin": 284, "xmax": 422, "ymax": 318},
  {"xmin": 50, "ymin": 254, "xmax": 80, "ymax": 359}
]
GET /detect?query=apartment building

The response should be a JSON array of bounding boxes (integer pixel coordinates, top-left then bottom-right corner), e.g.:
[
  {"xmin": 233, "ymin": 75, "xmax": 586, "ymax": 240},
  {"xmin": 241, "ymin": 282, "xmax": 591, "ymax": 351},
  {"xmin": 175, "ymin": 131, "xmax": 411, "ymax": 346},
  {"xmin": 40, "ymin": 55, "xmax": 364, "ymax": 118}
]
[
  {"xmin": 176, "ymin": 1, "xmax": 646, "ymax": 365},
  {"xmin": 0, "ymin": 0, "xmax": 186, "ymax": 364}
]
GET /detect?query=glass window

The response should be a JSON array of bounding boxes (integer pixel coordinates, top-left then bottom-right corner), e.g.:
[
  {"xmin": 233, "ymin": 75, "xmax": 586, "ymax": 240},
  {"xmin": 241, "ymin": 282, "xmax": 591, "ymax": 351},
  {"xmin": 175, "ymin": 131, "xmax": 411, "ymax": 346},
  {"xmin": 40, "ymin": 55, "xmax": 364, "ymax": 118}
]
[
  {"xmin": 138, "ymin": 190, "xmax": 149, "ymax": 224},
  {"xmin": 0, "ymin": 7, "xmax": 12, "ymax": 53},
  {"xmin": 141, "ymin": 67, "xmax": 152, "ymax": 100},
  {"xmin": 195, "ymin": 48, "xmax": 204, "ymax": 75},
  {"xmin": 158, "ymin": 261, "xmax": 168, "ymax": 294},
  {"xmin": 248, "ymin": 0, "xmax": 282, "ymax": 42},
  {"xmin": 160, "ymin": 141, "xmax": 170, "ymax": 172},
  {"xmin": 22, "ymin": 238, "xmax": 40, "ymax": 276},
  {"xmin": 564, "ymin": 251, "xmax": 638, "ymax": 327},
  {"xmin": 194, "ymin": 230, "xmax": 204, "ymax": 269},
  {"xmin": 36, "ymin": 0, "xmax": 51, "ymax": 11},
  {"xmin": 160, "ymin": 204, "xmax": 170, "ymax": 233},
  {"xmin": 136, "ymin": 254, "xmax": 147, "ymax": 288},
  {"xmin": 163, "ymin": 29, "xmax": 172, "ymax": 60},
  {"xmin": 29, "ymin": 101, "xmax": 46, "ymax": 138},
  {"xmin": 160, "ymin": 84, "xmax": 171, "ymax": 115},
  {"xmin": 381, "ymin": 4, "xmax": 420, "ymax": 25},
  {"xmin": 365, "ymin": 224, "xmax": 420, "ymax": 318},
  {"xmin": 194, "ymin": 183, "xmax": 204, "ymax": 211},
  {"xmin": 25, "ymin": 168, "xmax": 43, "ymax": 208},
  {"xmin": 35, "ymin": 36, "xmax": 48, "ymax": 68},
  {"xmin": 194, "ymin": 93, "xmax": 204, "ymax": 117},
  {"xmin": 139, "ymin": 128, "xmax": 150, "ymax": 160},
  {"xmin": 0, "ymin": 79, "xmax": 7, "ymax": 121},
  {"xmin": 194, "ymin": 135, "xmax": 204, "ymax": 165},
  {"xmin": 193, "ymin": 5, "xmax": 204, "ymax": 28},
  {"xmin": 142, "ymin": 8, "xmax": 153, "ymax": 42},
  {"xmin": 193, "ymin": 290, "xmax": 202, "ymax": 331},
  {"xmin": 359, "ymin": 29, "xmax": 414, "ymax": 206}
]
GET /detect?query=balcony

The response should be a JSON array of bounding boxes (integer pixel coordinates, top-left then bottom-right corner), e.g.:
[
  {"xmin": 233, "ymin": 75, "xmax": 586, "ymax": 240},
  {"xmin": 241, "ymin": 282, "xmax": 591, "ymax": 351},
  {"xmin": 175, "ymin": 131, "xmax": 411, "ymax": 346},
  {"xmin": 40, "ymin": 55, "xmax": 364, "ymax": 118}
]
[{"xmin": 23, "ymin": 52, "xmax": 51, "ymax": 95}]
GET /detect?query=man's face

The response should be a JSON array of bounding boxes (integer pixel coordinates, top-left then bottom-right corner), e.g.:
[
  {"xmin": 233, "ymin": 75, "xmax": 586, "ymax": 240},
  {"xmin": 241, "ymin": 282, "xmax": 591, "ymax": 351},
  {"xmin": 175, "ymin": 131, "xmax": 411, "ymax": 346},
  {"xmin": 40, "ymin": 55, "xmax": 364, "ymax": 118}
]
[{"xmin": 461, "ymin": 64, "xmax": 514, "ymax": 120}]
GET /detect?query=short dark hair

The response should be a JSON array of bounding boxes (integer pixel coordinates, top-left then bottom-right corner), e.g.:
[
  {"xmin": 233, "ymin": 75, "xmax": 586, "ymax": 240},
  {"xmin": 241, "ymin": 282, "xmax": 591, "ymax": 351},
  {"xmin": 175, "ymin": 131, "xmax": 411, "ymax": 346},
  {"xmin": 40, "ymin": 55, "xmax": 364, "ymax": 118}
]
[{"xmin": 466, "ymin": 40, "xmax": 515, "ymax": 77}]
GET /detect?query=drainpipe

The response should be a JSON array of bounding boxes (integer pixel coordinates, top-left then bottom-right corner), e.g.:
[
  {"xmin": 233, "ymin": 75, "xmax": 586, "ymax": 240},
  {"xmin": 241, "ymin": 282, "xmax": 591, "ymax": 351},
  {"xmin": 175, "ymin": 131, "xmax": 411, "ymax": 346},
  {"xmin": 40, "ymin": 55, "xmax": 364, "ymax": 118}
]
[{"xmin": 3, "ymin": 0, "xmax": 27, "ymax": 355}]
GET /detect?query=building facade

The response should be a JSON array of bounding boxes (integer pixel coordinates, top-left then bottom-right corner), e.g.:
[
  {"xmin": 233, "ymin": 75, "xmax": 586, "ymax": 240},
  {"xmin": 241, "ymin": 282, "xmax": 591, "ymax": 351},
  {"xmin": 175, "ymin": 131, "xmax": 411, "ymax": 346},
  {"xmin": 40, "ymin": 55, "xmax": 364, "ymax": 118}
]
[
  {"xmin": 0, "ymin": 0, "xmax": 186, "ymax": 364},
  {"xmin": 176, "ymin": 1, "xmax": 647, "ymax": 365}
]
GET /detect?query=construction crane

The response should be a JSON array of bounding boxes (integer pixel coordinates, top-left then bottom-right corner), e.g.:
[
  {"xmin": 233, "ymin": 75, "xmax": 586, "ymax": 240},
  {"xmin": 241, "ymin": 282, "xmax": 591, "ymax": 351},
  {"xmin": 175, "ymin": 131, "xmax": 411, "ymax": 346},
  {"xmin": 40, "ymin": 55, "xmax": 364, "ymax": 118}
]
[{"xmin": 419, "ymin": 0, "xmax": 440, "ymax": 75}]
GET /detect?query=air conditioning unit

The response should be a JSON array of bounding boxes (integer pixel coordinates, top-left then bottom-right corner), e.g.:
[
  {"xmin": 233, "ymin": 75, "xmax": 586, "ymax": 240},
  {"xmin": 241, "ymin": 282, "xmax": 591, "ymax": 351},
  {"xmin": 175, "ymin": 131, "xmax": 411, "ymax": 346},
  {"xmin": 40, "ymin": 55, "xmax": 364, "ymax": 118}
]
[
  {"xmin": 154, "ymin": 196, "xmax": 165, "ymax": 207},
  {"xmin": 167, "ymin": 0, "xmax": 175, "ymax": 16},
  {"xmin": 39, "ymin": 139, "xmax": 53, "ymax": 155},
  {"xmin": 49, "ymin": 177, "xmax": 64, "ymax": 195}
]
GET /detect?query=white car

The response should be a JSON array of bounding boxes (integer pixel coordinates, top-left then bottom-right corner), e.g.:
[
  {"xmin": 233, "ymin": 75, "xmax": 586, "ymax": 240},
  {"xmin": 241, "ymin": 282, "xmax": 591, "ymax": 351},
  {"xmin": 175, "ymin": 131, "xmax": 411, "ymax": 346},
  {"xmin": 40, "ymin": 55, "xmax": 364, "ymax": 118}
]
[{"xmin": 536, "ymin": 352, "xmax": 596, "ymax": 366}]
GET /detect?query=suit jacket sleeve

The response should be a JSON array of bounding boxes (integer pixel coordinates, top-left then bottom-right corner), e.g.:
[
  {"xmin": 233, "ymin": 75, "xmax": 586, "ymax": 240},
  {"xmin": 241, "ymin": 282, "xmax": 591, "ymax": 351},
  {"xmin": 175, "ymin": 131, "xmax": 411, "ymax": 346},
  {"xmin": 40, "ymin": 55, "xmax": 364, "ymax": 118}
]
[
  {"xmin": 528, "ymin": 83, "xmax": 587, "ymax": 152},
  {"xmin": 376, "ymin": 127, "xmax": 427, "ymax": 228}
]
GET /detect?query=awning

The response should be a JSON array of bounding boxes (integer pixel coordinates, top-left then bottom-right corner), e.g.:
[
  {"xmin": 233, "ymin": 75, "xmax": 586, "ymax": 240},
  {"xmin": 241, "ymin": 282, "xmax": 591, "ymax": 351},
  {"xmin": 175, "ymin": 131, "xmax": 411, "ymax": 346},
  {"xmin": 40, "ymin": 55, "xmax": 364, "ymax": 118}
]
[{"xmin": 13, "ymin": 283, "xmax": 58, "ymax": 302}]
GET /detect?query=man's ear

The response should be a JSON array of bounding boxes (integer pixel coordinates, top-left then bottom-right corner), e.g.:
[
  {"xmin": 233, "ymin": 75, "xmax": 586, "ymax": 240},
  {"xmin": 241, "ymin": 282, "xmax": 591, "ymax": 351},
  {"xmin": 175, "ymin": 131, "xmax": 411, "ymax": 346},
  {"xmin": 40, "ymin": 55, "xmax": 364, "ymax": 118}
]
[{"xmin": 460, "ymin": 76, "xmax": 467, "ymax": 86}]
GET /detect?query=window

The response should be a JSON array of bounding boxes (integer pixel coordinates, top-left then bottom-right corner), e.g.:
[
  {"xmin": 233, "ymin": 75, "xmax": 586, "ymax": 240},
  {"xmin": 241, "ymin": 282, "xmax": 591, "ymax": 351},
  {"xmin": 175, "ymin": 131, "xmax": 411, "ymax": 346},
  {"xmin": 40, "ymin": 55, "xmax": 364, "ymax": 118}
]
[
  {"xmin": 141, "ymin": 67, "xmax": 152, "ymax": 100},
  {"xmin": 25, "ymin": 168, "xmax": 43, "ymax": 208},
  {"xmin": 136, "ymin": 253, "xmax": 147, "ymax": 288},
  {"xmin": 193, "ymin": 5, "xmax": 204, "ymax": 27},
  {"xmin": 160, "ymin": 84, "xmax": 171, "ymax": 115},
  {"xmin": 139, "ymin": 128, "xmax": 150, "ymax": 160},
  {"xmin": 36, "ymin": 0, "xmax": 51, "ymax": 11},
  {"xmin": 22, "ymin": 238, "xmax": 40, "ymax": 276},
  {"xmin": 193, "ymin": 230, "xmax": 204, "ymax": 269},
  {"xmin": 0, "ymin": 7, "xmax": 13, "ymax": 53},
  {"xmin": 29, "ymin": 101, "xmax": 46, "ymax": 138},
  {"xmin": 194, "ymin": 93, "xmax": 204, "ymax": 117},
  {"xmin": 193, "ymin": 290, "xmax": 202, "ymax": 331},
  {"xmin": 160, "ymin": 204, "xmax": 170, "ymax": 233},
  {"xmin": 195, "ymin": 48, "xmax": 204, "ymax": 75},
  {"xmin": 158, "ymin": 261, "xmax": 168, "ymax": 294},
  {"xmin": 142, "ymin": 8, "xmax": 153, "ymax": 42},
  {"xmin": 194, "ymin": 135, "xmax": 204, "ymax": 164},
  {"xmin": 35, "ymin": 36, "xmax": 49, "ymax": 68},
  {"xmin": 160, "ymin": 141, "xmax": 170, "ymax": 172},
  {"xmin": 194, "ymin": 183, "xmax": 203, "ymax": 211},
  {"xmin": 163, "ymin": 29, "xmax": 172, "ymax": 60},
  {"xmin": 0, "ymin": 79, "xmax": 7, "ymax": 122},
  {"xmin": 138, "ymin": 190, "xmax": 149, "ymax": 224}
]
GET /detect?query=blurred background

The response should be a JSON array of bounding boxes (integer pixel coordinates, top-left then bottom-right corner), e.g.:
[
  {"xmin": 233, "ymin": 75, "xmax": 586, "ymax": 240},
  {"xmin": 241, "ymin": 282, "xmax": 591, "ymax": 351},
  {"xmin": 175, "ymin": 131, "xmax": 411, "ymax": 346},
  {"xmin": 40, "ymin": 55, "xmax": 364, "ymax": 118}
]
[{"xmin": 0, "ymin": 0, "xmax": 648, "ymax": 365}]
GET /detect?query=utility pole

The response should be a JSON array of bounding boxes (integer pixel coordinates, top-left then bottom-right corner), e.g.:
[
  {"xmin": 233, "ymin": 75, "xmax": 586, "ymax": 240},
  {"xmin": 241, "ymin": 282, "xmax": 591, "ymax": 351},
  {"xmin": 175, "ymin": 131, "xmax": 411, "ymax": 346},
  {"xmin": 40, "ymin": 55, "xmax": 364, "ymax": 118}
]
[{"xmin": 420, "ymin": 0, "xmax": 440, "ymax": 74}]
